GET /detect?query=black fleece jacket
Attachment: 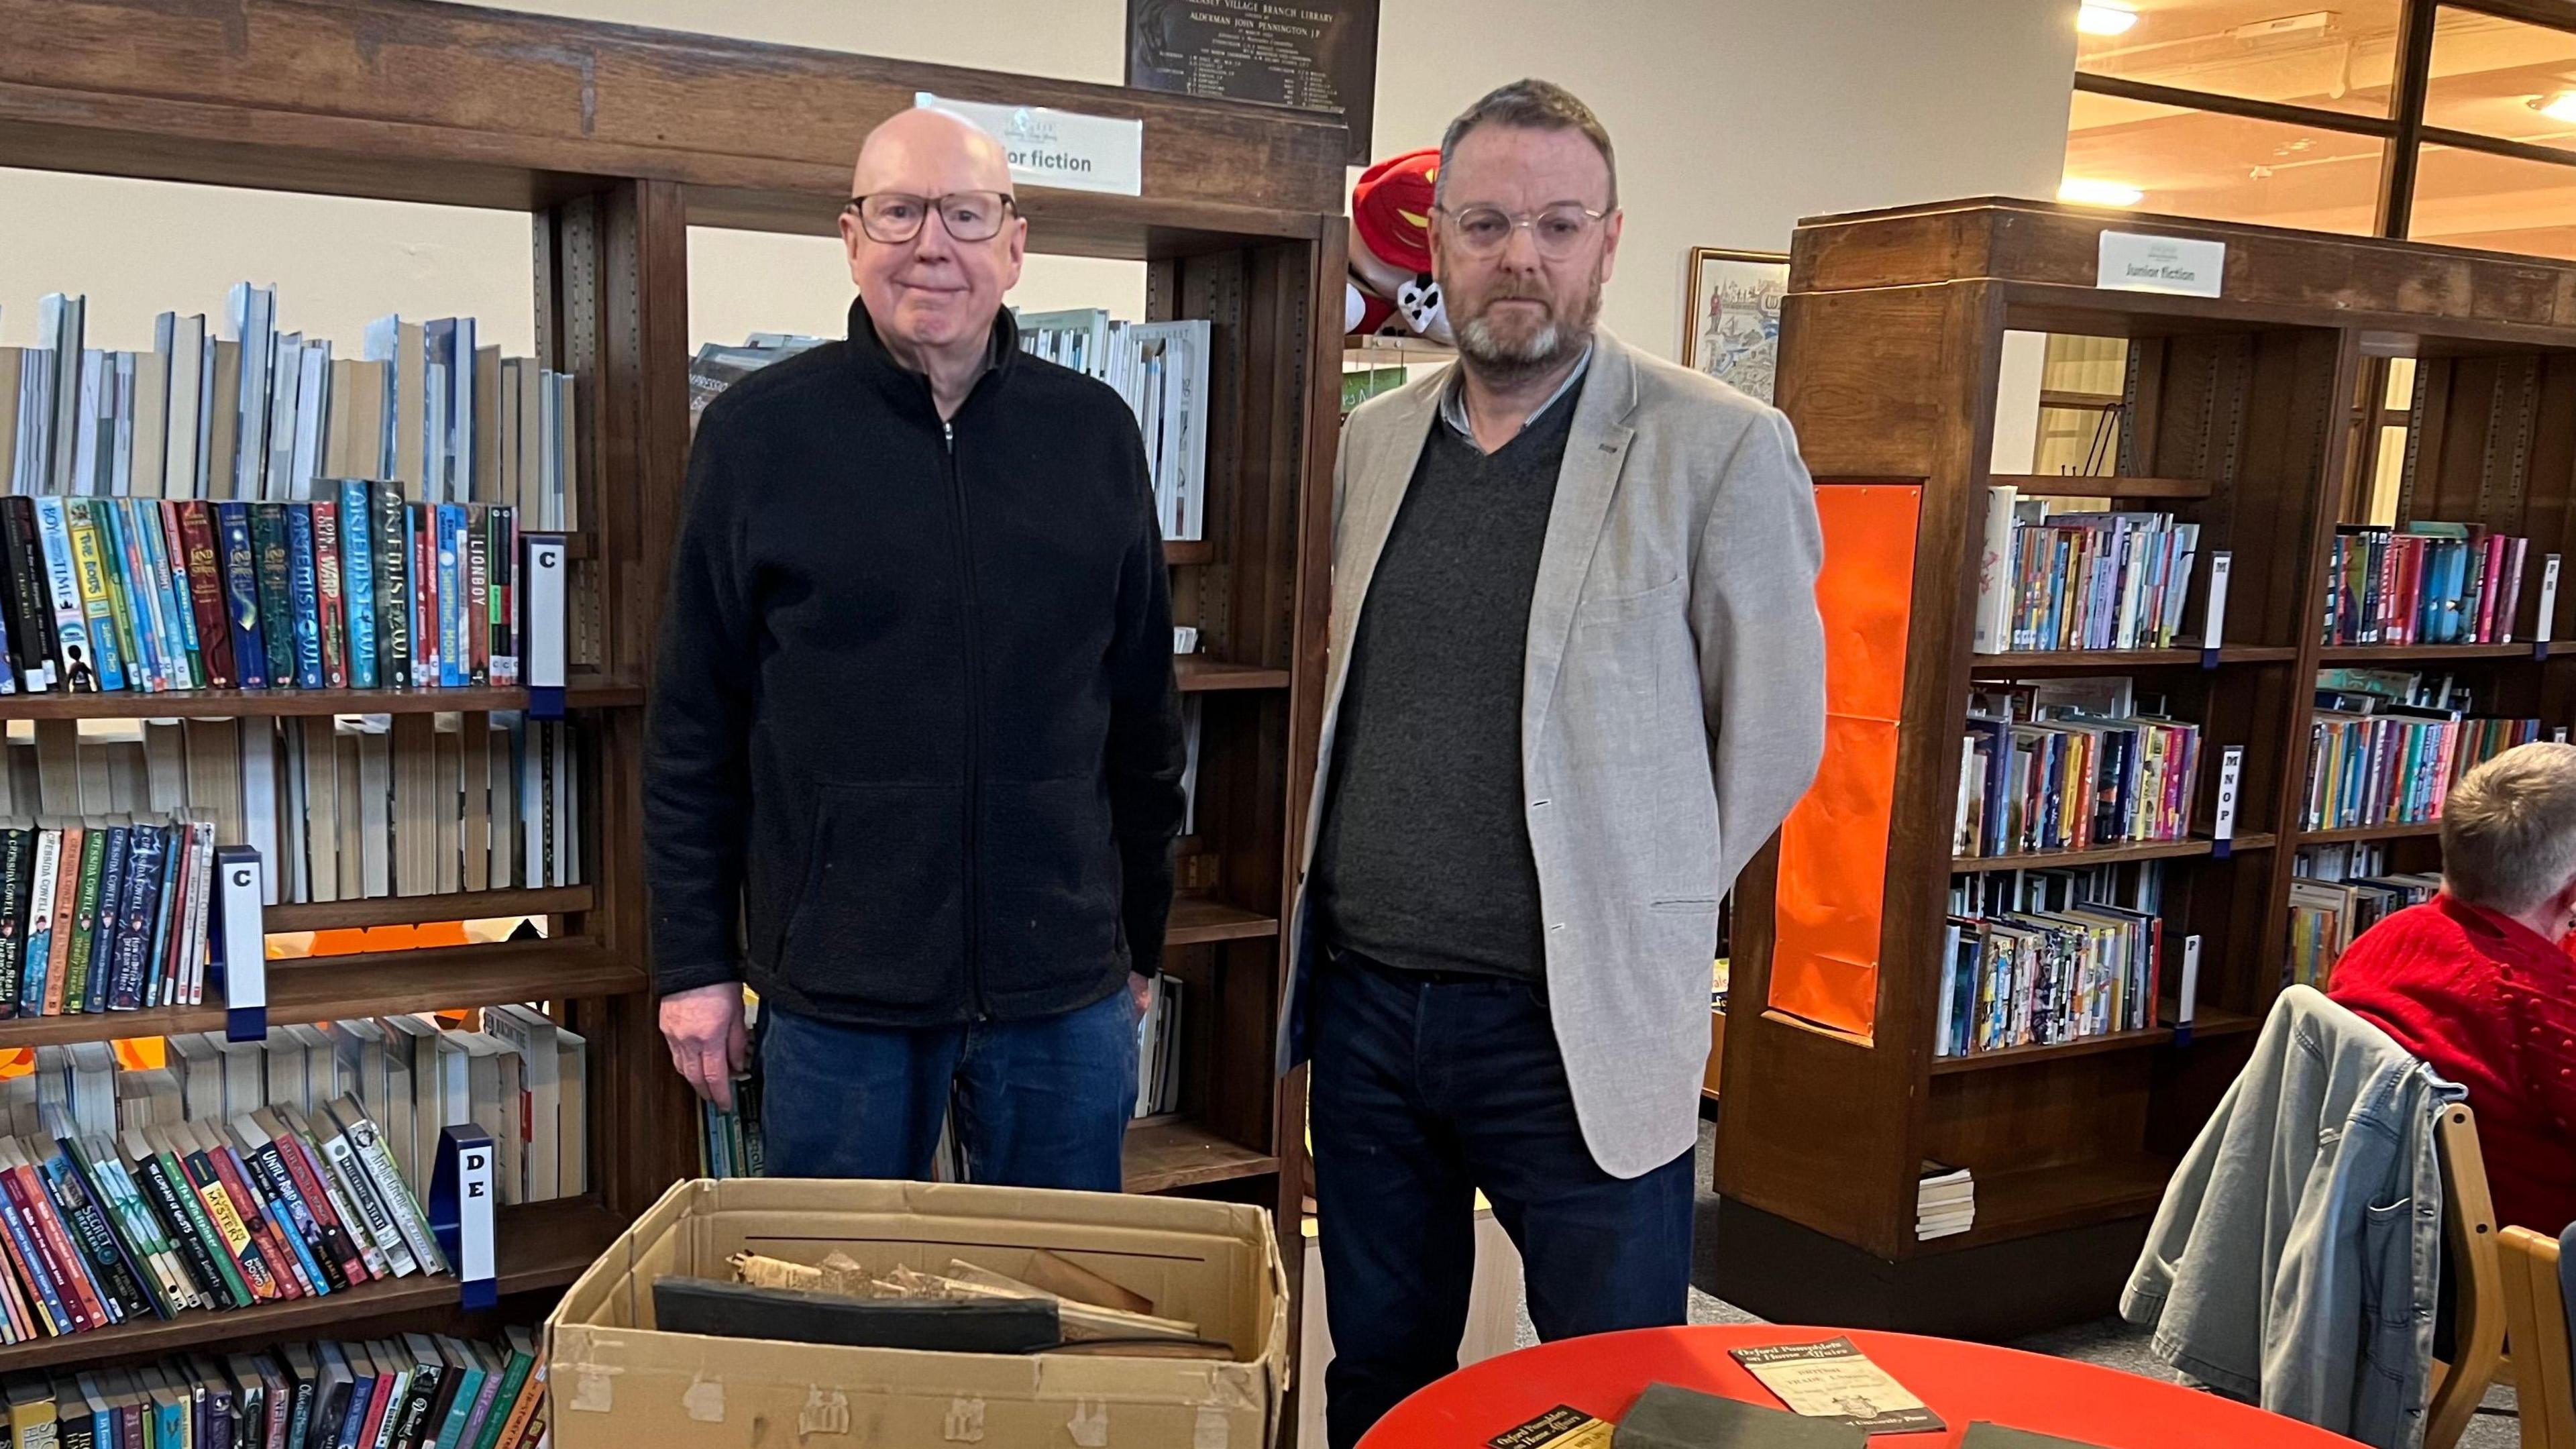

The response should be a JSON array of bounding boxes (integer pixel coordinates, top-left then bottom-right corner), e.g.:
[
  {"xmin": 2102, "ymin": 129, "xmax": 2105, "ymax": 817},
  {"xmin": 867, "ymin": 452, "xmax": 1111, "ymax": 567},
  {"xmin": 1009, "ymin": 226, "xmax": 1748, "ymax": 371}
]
[{"xmin": 644, "ymin": 301, "xmax": 1185, "ymax": 1026}]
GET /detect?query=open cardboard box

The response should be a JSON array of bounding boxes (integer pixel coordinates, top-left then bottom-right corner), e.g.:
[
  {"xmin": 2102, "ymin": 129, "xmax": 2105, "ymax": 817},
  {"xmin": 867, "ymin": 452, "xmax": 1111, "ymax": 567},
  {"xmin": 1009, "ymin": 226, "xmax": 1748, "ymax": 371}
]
[{"xmin": 547, "ymin": 1177, "xmax": 1290, "ymax": 1448}]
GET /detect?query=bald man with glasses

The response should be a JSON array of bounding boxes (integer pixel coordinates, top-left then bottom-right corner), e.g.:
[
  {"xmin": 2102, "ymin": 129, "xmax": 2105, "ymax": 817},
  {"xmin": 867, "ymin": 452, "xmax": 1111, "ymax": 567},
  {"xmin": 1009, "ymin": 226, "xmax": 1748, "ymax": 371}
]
[
  {"xmin": 1284, "ymin": 79, "xmax": 1826, "ymax": 1446},
  {"xmin": 646, "ymin": 105, "xmax": 1185, "ymax": 1189}
]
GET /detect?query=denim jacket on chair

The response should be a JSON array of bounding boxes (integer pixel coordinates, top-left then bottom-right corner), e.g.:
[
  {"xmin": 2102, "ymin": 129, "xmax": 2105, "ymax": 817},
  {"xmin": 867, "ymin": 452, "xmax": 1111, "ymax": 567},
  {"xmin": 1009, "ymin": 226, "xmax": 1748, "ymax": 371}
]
[{"xmin": 2121, "ymin": 985, "xmax": 2464, "ymax": 1449}]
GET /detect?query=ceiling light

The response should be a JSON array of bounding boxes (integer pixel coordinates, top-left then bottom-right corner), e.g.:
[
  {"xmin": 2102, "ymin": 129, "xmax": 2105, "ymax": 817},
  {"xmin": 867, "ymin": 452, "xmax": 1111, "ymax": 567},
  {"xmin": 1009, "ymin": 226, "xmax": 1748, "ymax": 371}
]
[
  {"xmin": 2534, "ymin": 90, "xmax": 2576, "ymax": 123},
  {"xmin": 2078, "ymin": 3, "xmax": 2139, "ymax": 36},
  {"xmin": 2059, "ymin": 177, "xmax": 2145, "ymax": 207}
]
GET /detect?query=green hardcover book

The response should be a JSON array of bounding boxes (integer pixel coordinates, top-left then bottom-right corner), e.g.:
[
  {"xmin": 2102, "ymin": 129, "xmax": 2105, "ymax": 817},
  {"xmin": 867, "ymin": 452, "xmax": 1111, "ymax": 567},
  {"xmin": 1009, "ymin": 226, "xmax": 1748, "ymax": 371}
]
[
  {"xmin": 131, "ymin": 1133, "xmax": 250, "ymax": 1312},
  {"xmin": 249, "ymin": 504, "xmax": 297, "ymax": 690},
  {"xmin": 58, "ymin": 828, "xmax": 106, "ymax": 1016}
]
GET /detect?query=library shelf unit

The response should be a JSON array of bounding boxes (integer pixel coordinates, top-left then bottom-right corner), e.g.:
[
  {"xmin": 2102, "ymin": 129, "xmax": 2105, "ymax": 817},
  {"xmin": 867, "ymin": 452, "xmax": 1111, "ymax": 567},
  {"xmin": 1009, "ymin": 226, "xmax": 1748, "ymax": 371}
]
[
  {"xmin": 1718, "ymin": 197, "xmax": 2576, "ymax": 1340},
  {"xmin": 3, "ymin": 0, "xmax": 1342, "ymax": 1369}
]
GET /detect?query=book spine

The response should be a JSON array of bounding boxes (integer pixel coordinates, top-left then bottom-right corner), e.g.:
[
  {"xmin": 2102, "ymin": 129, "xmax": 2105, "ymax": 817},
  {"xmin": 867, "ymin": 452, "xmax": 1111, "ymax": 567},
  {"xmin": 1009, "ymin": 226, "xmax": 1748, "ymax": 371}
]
[
  {"xmin": 92, "ymin": 499, "xmax": 155, "ymax": 690},
  {"xmin": 134, "ymin": 1151, "xmax": 244, "ymax": 1309},
  {"xmin": 468, "ymin": 1358, "xmax": 533, "ymax": 1449},
  {"xmin": 315, "ymin": 500, "xmax": 350, "ymax": 688},
  {"xmin": 376, "ymin": 484, "xmax": 411, "ymax": 690},
  {"xmin": 342, "ymin": 478, "xmax": 378, "ymax": 688},
  {"xmin": 0, "ymin": 828, "xmax": 25, "ymax": 1020},
  {"xmin": 0, "ymin": 1165, "xmax": 72, "ymax": 1334},
  {"xmin": 178, "ymin": 501, "xmax": 235, "ymax": 688},
  {"xmin": 215, "ymin": 500, "xmax": 267, "ymax": 688},
  {"xmin": 122, "ymin": 499, "xmax": 179, "ymax": 689},
  {"xmin": 207, "ymin": 1139, "xmax": 317, "ymax": 1298},
  {"xmin": 177, "ymin": 1147, "xmax": 281, "ymax": 1302},
  {"xmin": 496, "ymin": 1360, "xmax": 546, "ymax": 1449},
  {"xmin": 437, "ymin": 504, "xmax": 466, "ymax": 688},
  {"xmin": 287, "ymin": 1127, "xmax": 388, "ymax": 1281},
  {"xmin": 0, "ymin": 498, "xmax": 55, "ymax": 689},
  {"xmin": 79, "ymin": 1148, "xmax": 192, "ymax": 1313},
  {"xmin": 105, "ymin": 822, "xmax": 162, "ymax": 1010},
  {"xmin": 141, "ymin": 821, "xmax": 180, "ymax": 1008},
  {"xmin": 488, "ymin": 506, "xmax": 517, "ymax": 686},
  {"xmin": 36, "ymin": 1155, "xmax": 150, "ymax": 1322},
  {"xmin": 319, "ymin": 1128, "xmax": 419, "ymax": 1277},
  {"xmin": 270, "ymin": 1131, "xmax": 368, "ymax": 1286},
  {"xmin": 153, "ymin": 502, "xmax": 205, "ymax": 688},
  {"xmin": 392, "ymin": 1368, "xmax": 442, "ymax": 1449},
  {"xmin": 60, "ymin": 499, "xmax": 127, "ymax": 690},
  {"xmin": 30, "ymin": 498, "xmax": 87, "ymax": 690},
  {"xmin": 411, "ymin": 503, "xmax": 437, "ymax": 688},
  {"xmin": 244, "ymin": 1138, "xmax": 347, "ymax": 1293},
  {"xmin": 346, "ymin": 1112, "xmax": 443, "ymax": 1273},
  {"xmin": 465, "ymin": 508, "xmax": 490, "ymax": 686},
  {"xmin": 4, "ymin": 1163, "xmax": 101, "ymax": 1331},
  {"xmin": 286, "ymin": 502, "xmax": 325, "ymax": 688},
  {"xmin": 80, "ymin": 824, "xmax": 124, "ymax": 1015},
  {"xmin": 60, "ymin": 827, "xmax": 105, "ymax": 1015},
  {"xmin": 251, "ymin": 502, "xmax": 297, "ymax": 688}
]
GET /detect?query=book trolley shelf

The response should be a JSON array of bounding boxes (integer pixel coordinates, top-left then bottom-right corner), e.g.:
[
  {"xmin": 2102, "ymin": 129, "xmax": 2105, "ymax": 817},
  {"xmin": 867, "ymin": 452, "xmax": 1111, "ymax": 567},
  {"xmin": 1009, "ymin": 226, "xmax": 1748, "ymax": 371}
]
[
  {"xmin": 1717, "ymin": 197, "xmax": 2576, "ymax": 1338},
  {"xmin": 1, "ymin": 0, "xmax": 1342, "ymax": 1369}
]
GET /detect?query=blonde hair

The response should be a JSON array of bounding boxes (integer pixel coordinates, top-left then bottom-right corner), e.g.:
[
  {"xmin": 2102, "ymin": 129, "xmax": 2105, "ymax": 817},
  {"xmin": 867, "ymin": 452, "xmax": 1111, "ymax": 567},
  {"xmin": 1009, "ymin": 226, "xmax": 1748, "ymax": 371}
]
[{"xmin": 2441, "ymin": 741, "xmax": 2576, "ymax": 914}]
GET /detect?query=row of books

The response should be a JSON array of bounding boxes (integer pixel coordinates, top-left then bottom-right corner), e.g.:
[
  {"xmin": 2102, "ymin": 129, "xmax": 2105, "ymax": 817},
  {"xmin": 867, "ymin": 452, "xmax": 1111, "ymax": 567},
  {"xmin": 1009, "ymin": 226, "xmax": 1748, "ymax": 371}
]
[
  {"xmin": 1014, "ymin": 310, "xmax": 1212, "ymax": 544},
  {"xmin": 1955, "ymin": 678, "xmax": 2202, "ymax": 858},
  {"xmin": 0, "ymin": 714, "xmax": 581, "ymax": 916},
  {"xmin": 0, "ymin": 1327, "xmax": 547, "ymax": 1449},
  {"xmin": 2304, "ymin": 671, "xmax": 2538, "ymax": 831},
  {"xmin": 0, "ymin": 816, "xmax": 217, "ymax": 1016},
  {"xmin": 1132, "ymin": 975, "xmax": 1184, "ymax": 1121},
  {"xmin": 1971, "ymin": 487, "xmax": 2202, "ymax": 653},
  {"xmin": 2288, "ymin": 843, "xmax": 2439, "ymax": 991},
  {"xmin": 0, "ymin": 1096, "xmax": 441, "ymax": 1343},
  {"xmin": 0, "ymin": 489, "xmax": 531, "ymax": 696},
  {"xmin": 699, "ymin": 996, "xmax": 761, "ymax": 1180},
  {"xmin": 42, "ymin": 1011, "xmax": 588, "ymax": 1211},
  {"xmin": 1936, "ymin": 861, "xmax": 2167, "ymax": 1058},
  {"xmin": 2323, "ymin": 523, "xmax": 2531, "ymax": 647},
  {"xmin": 1, "ymin": 290, "xmax": 576, "ymax": 522}
]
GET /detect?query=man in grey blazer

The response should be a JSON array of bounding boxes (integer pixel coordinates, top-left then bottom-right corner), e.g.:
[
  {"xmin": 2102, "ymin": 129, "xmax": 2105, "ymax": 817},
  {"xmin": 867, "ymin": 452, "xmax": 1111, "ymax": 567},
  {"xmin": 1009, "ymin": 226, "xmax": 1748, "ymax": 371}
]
[{"xmin": 1284, "ymin": 79, "xmax": 1827, "ymax": 1446}]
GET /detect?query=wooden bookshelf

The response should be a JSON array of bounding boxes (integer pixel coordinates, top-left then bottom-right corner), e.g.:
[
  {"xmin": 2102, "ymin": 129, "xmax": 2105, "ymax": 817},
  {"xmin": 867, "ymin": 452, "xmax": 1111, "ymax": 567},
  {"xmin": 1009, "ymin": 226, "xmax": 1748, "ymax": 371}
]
[
  {"xmin": 0, "ymin": 1198, "xmax": 623, "ymax": 1373},
  {"xmin": 0, "ymin": 679, "xmax": 644, "ymax": 720},
  {"xmin": 1718, "ymin": 198, "xmax": 2576, "ymax": 1339},
  {"xmin": 1949, "ymin": 833, "xmax": 2277, "ymax": 873},
  {"xmin": 1, "ymin": 0, "xmax": 1340, "ymax": 1374}
]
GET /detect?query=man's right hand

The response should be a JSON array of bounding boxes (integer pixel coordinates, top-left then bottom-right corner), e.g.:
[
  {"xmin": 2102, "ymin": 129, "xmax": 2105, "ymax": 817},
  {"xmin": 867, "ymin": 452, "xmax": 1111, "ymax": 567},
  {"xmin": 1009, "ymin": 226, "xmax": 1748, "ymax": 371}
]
[{"xmin": 661, "ymin": 983, "xmax": 749, "ymax": 1113}]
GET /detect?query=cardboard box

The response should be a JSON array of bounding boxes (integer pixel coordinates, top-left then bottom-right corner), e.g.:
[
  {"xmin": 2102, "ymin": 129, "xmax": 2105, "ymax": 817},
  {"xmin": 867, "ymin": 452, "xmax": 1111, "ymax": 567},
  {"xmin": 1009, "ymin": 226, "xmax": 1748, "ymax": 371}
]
[{"xmin": 548, "ymin": 1177, "xmax": 1290, "ymax": 1449}]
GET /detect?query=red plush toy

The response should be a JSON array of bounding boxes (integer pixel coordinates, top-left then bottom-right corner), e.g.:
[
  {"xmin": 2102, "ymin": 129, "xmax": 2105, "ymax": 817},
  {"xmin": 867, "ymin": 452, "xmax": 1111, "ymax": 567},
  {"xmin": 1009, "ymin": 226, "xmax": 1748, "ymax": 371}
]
[{"xmin": 1346, "ymin": 146, "xmax": 1453, "ymax": 345}]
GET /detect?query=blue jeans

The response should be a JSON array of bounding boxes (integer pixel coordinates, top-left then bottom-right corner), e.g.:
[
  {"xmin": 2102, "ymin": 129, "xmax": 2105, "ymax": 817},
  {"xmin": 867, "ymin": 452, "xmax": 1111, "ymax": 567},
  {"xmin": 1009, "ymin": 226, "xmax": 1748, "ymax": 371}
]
[
  {"xmin": 758, "ymin": 987, "xmax": 1139, "ymax": 1190},
  {"xmin": 1311, "ymin": 949, "xmax": 1694, "ymax": 1449}
]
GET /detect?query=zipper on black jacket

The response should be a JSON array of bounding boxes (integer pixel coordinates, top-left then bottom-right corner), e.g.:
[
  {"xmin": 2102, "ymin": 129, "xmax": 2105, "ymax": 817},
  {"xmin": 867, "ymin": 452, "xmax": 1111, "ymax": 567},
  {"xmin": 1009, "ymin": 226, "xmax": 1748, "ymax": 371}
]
[{"xmin": 944, "ymin": 417, "xmax": 989, "ymax": 1020}]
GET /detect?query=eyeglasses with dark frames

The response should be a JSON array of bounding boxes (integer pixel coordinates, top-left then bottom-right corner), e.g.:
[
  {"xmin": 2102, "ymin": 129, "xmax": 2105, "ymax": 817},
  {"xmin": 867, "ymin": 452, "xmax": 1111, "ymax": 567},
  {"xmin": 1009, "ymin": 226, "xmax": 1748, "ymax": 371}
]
[
  {"xmin": 1435, "ymin": 203, "xmax": 1612, "ymax": 260},
  {"xmin": 843, "ymin": 191, "xmax": 1018, "ymax": 244}
]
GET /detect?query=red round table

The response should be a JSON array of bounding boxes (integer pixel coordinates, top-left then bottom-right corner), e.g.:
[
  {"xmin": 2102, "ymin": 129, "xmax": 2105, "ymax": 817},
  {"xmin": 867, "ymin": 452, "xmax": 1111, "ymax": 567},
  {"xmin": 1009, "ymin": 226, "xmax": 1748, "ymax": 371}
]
[{"xmin": 1357, "ymin": 1326, "xmax": 2361, "ymax": 1447}]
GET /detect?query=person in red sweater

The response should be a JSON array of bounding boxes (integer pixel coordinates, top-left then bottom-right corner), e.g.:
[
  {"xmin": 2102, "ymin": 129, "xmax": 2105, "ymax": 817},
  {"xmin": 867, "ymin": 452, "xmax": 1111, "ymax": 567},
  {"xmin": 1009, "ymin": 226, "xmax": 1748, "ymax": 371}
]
[{"xmin": 2328, "ymin": 741, "xmax": 2576, "ymax": 1236}]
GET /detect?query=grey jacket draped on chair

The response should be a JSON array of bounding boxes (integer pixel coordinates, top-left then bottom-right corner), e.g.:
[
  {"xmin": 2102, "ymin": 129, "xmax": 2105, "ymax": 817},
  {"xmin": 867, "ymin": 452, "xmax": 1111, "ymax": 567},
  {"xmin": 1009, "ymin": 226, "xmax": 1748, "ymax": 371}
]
[{"xmin": 2123, "ymin": 984, "xmax": 2464, "ymax": 1449}]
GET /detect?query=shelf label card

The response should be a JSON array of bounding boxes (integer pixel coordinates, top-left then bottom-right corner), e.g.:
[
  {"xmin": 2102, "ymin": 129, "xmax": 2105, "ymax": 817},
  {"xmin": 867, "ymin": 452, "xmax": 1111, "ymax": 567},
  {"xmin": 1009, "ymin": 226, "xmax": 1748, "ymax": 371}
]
[
  {"xmin": 432, "ymin": 1124, "xmax": 498, "ymax": 1309},
  {"xmin": 2178, "ymin": 935, "xmax": 2202, "ymax": 1028},
  {"xmin": 2540, "ymin": 554, "xmax": 2562, "ymax": 645},
  {"xmin": 2200, "ymin": 549, "xmax": 2233, "ymax": 661},
  {"xmin": 2213, "ymin": 746, "xmax": 2245, "ymax": 843},
  {"xmin": 525, "ymin": 533, "xmax": 568, "ymax": 718},
  {"xmin": 213, "ymin": 846, "xmax": 266, "ymax": 1042},
  {"xmin": 916, "ymin": 93, "xmax": 1144, "ymax": 197},
  {"xmin": 2099, "ymin": 231, "xmax": 2226, "ymax": 299}
]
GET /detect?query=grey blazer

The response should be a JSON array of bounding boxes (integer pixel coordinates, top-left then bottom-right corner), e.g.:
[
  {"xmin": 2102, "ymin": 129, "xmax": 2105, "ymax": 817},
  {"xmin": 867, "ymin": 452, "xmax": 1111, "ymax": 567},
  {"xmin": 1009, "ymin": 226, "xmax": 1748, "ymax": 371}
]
[{"xmin": 1281, "ymin": 328, "xmax": 1827, "ymax": 1180}]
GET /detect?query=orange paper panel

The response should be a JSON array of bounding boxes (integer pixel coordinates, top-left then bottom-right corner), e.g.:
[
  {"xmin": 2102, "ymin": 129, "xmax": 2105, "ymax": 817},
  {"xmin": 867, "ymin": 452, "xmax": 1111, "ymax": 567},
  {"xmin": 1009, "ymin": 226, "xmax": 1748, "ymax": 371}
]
[{"xmin": 1766, "ymin": 483, "xmax": 1922, "ymax": 1039}]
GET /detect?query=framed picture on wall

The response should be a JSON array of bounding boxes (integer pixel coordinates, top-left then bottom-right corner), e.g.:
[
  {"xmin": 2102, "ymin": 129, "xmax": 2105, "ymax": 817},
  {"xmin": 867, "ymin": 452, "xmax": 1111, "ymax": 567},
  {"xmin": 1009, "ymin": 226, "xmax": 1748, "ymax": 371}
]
[{"xmin": 1682, "ymin": 247, "xmax": 1790, "ymax": 404}]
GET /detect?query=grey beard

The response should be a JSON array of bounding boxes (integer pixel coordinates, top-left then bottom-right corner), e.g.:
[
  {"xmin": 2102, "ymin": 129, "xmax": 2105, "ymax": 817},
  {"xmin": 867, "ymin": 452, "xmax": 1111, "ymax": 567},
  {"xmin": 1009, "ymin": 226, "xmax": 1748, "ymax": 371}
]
[{"xmin": 1456, "ymin": 287, "xmax": 1598, "ymax": 388}]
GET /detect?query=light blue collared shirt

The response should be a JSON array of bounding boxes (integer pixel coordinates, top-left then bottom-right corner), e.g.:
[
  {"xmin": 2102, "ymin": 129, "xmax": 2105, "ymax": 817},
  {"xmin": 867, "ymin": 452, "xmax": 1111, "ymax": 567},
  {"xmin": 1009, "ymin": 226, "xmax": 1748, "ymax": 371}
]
[{"xmin": 1437, "ymin": 343, "xmax": 1595, "ymax": 445}]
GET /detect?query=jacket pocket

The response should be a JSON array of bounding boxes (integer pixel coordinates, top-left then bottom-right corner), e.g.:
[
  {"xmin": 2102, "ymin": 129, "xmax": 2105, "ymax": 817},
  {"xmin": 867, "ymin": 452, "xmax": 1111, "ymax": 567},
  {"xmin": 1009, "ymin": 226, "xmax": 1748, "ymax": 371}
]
[
  {"xmin": 774, "ymin": 782, "xmax": 967, "ymax": 1013},
  {"xmin": 981, "ymin": 775, "xmax": 1124, "ymax": 1000},
  {"xmin": 1575, "ymin": 574, "xmax": 1685, "ymax": 627}
]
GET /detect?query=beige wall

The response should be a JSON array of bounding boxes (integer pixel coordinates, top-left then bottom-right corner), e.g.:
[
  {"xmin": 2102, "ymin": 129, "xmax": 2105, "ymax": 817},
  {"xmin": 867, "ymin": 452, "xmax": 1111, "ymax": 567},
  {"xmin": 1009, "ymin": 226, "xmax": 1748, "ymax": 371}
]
[{"xmin": 0, "ymin": 1, "xmax": 2077, "ymax": 362}]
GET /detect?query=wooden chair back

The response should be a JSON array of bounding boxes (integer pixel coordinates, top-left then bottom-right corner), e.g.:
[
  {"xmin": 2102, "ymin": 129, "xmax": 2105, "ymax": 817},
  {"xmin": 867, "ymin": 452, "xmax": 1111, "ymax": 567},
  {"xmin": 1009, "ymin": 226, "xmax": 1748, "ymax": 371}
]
[
  {"xmin": 2500, "ymin": 1225, "xmax": 2575, "ymax": 1449},
  {"xmin": 2426, "ymin": 1104, "xmax": 2507, "ymax": 1449}
]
